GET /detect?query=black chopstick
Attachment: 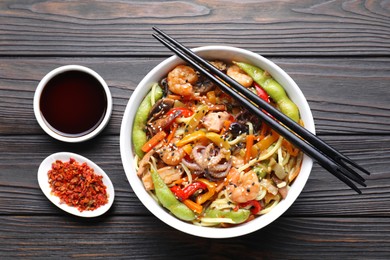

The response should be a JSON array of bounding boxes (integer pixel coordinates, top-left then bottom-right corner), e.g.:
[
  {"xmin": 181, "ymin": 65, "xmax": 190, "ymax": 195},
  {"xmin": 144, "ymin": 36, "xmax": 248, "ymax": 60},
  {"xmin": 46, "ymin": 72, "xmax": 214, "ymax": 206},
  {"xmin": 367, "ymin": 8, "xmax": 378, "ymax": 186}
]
[
  {"xmin": 152, "ymin": 27, "xmax": 369, "ymax": 193},
  {"xmin": 153, "ymin": 27, "xmax": 370, "ymax": 178},
  {"xmin": 152, "ymin": 27, "xmax": 369, "ymax": 178}
]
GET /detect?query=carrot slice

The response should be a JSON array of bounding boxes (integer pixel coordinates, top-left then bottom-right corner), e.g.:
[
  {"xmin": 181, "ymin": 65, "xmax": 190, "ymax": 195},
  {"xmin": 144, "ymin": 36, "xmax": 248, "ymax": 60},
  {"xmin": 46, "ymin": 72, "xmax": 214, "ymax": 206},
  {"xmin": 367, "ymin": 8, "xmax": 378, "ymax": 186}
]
[
  {"xmin": 258, "ymin": 123, "xmax": 269, "ymax": 141},
  {"xmin": 141, "ymin": 131, "xmax": 167, "ymax": 153},
  {"xmin": 282, "ymin": 139, "xmax": 299, "ymax": 156},
  {"xmin": 220, "ymin": 120, "xmax": 232, "ymax": 135},
  {"xmin": 183, "ymin": 199, "xmax": 203, "ymax": 214},
  {"xmin": 245, "ymin": 134, "xmax": 255, "ymax": 163},
  {"xmin": 166, "ymin": 123, "xmax": 178, "ymax": 143}
]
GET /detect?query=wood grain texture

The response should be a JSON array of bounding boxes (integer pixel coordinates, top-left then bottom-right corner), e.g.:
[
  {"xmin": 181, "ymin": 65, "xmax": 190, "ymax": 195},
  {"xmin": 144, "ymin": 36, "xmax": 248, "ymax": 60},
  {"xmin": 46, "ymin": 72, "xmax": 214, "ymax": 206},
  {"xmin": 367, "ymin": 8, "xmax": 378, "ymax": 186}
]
[
  {"xmin": 1, "ymin": 0, "xmax": 389, "ymax": 56},
  {"xmin": 1, "ymin": 1, "xmax": 389, "ymax": 258},
  {"xmin": 0, "ymin": 216, "xmax": 389, "ymax": 259},
  {"xmin": 0, "ymin": 57, "xmax": 389, "ymax": 135}
]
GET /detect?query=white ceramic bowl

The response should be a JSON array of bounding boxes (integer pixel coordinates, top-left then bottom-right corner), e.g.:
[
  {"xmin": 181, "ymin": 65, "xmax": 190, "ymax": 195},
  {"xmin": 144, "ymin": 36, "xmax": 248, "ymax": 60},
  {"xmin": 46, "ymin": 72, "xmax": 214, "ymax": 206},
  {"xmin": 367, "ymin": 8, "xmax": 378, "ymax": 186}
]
[
  {"xmin": 34, "ymin": 65, "xmax": 112, "ymax": 143},
  {"xmin": 120, "ymin": 46, "xmax": 315, "ymax": 238}
]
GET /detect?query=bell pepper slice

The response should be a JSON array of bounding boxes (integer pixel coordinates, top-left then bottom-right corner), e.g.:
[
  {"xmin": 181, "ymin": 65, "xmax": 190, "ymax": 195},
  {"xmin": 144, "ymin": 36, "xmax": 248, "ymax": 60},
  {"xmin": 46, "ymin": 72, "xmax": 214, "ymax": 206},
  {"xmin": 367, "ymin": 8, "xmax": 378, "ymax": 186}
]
[
  {"xmin": 176, "ymin": 130, "xmax": 206, "ymax": 147},
  {"xmin": 166, "ymin": 107, "xmax": 194, "ymax": 117},
  {"xmin": 240, "ymin": 200, "xmax": 262, "ymax": 215},
  {"xmin": 251, "ymin": 130, "xmax": 279, "ymax": 157},
  {"xmin": 254, "ymin": 83, "xmax": 270, "ymax": 103},
  {"xmin": 205, "ymin": 132, "xmax": 230, "ymax": 150},
  {"xmin": 184, "ymin": 104, "xmax": 209, "ymax": 133},
  {"xmin": 196, "ymin": 178, "xmax": 216, "ymax": 205},
  {"xmin": 170, "ymin": 181, "xmax": 207, "ymax": 202}
]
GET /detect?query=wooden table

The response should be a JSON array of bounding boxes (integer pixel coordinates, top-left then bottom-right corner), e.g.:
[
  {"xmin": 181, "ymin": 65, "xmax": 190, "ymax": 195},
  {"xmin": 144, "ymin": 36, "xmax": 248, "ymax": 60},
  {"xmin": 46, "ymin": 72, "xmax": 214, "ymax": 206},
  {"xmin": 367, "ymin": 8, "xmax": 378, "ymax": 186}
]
[{"xmin": 1, "ymin": 0, "xmax": 389, "ymax": 258}]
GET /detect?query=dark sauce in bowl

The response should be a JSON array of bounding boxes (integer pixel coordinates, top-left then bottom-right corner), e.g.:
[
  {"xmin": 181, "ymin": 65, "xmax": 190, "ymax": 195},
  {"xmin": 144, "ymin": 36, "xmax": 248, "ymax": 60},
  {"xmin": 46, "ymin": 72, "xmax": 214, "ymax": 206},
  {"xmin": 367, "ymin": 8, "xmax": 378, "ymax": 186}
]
[{"xmin": 40, "ymin": 71, "xmax": 107, "ymax": 137}]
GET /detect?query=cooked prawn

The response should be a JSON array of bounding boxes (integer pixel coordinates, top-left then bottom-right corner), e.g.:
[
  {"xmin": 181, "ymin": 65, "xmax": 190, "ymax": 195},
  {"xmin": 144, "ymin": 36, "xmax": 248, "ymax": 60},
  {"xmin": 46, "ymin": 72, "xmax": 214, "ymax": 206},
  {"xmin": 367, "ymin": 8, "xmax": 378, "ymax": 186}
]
[
  {"xmin": 226, "ymin": 168, "xmax": 260, "ymax": 203},
  {"xmin": 167, "ymin": 65, "xmax": 198, "ymax": 96},
  {"xmin": 227, "ymin": 65, "xmax": 253, "ymax": 88},
  {"xmin": 157, "ymin": 139, "xmax": 185, "ymax": 166},
  {"xmin": 142, "ymin": 166, "xmax": 183, "ymax": 190}
]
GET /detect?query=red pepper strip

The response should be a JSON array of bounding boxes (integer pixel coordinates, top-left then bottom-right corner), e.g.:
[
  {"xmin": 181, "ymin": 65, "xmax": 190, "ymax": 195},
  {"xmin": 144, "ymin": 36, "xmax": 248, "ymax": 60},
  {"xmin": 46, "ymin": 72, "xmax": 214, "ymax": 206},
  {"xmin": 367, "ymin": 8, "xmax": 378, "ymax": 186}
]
[
  {"xmin": 240, "ymin": 200, "xmax": 262, "ymax": 215},
  {"xmin": 170, "ymin": 185, "xmax": 186, "ymax": 201},
  {"xmin": 170, "ymin": 181, "xmax": 207, "ymax": 201},
  {"xmin": 254, "ymin": 83, "xmax": 270, "ymax": 103},
  {"xmin": 166, "ymin": 107, "xmax": 194, "ymax": 117}
]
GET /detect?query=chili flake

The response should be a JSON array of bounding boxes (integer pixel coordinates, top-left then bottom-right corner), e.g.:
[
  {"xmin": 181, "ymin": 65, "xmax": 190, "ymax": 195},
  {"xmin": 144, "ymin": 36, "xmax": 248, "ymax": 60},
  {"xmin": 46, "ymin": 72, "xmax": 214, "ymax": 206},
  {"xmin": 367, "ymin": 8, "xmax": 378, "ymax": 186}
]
[{"xmin": 48, "ymin": 158, "xmax": 108, "ymax": 212}]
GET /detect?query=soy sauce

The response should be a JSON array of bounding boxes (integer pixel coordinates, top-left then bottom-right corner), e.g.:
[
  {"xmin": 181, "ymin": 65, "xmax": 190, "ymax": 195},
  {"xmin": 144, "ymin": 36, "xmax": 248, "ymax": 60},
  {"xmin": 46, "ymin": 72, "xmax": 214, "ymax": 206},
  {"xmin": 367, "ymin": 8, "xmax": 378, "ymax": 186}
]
[{"xmin": 40, "ymin": 71, "xmax": 107, "ymax": 137}]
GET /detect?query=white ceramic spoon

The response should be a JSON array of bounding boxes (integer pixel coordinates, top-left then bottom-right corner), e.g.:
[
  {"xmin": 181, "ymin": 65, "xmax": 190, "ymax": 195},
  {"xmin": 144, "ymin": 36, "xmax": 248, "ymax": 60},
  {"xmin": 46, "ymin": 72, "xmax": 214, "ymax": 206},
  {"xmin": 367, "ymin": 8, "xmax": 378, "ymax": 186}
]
[{"xmin": 37, "ymin": 152, "xmax": 115, "ymax": 217}]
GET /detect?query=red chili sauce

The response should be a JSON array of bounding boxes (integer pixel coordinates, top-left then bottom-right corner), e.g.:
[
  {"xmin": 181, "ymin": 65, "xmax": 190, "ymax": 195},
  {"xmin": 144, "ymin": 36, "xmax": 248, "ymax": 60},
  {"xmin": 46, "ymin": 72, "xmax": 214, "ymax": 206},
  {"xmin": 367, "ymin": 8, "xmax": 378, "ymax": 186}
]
[
  {"xmin": 48, "ymin": 158, "xmax": 108, "ymax": 212},
  {"xmin": 40, "ymin": 71, "xmax": 107, "ymax": 137}
]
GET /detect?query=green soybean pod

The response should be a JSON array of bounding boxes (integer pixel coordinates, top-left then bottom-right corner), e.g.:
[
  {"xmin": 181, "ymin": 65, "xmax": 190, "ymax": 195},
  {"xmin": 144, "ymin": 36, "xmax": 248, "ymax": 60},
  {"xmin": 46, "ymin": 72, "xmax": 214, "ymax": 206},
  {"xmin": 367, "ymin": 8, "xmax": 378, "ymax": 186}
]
[
  {"xmin": 132, "ymin": 84, "xmax": 163, "ymax": 158},
  {"xmin": 262, "ymin": 78, "xmax": 300, "ymax": 122},
  {"xmin": 234, "ymin": 62, "xmax": 300, "ymax": 122},
  {"xmin": 204, "ymin": 208, "xmax": 250, "ymax": 224},
  {"xmin": 150, "ymin": 164, "xmax": 196, "ymax": 221},
  {"xmin": 169, "ymin": 203, "xmax": 197, "ymax": 222}
]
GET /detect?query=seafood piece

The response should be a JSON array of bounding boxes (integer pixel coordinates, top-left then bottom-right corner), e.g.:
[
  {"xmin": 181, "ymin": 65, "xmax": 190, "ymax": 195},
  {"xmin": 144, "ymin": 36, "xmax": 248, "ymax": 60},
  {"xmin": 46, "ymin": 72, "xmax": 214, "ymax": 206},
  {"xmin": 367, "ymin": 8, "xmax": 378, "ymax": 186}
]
[
  {"xmin": 227, "ymin": 64, "xmax": 253, "ymax": 88},
  {"xmin": 226, "ymin": 168, "xmax": 260, "ymax": 203},
  {"xmin": 167, "ymin": 65, "xmax": 198, "ymax": 96},
  {"xmin": 157, "ymin": 143, "xmax": 186, "ymax": 166},
  {"xmin": 142, "ymin": 166, "xmax": 183, "ymax": 191},
  {"xmin": 202, "ymin": 111, "xmax": 231, "ymax": 132},
  {"xmin": 231, "ymin": 155, "xmax": 244, "ymax": 168},
  {"xmin": 137, "ymin": 145, "xmax": 160, "ymax": 177},
  {"xmin": 182, "ymin": 143, "xmax": 231, "ymax": 179}
]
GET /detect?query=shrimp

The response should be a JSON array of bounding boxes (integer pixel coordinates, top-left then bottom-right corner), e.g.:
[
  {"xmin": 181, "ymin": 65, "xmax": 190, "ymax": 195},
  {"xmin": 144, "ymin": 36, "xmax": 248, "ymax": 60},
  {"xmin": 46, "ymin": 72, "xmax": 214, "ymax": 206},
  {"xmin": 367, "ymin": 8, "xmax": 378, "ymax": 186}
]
[
  {"xmin": 142, "ymin": 166, "xmax": 183, "ymax": 190},
  {"xmin": 167, "ymin": 65, "xmax": 198, "ymax": 96},
  {"xmin": 226, "ymin": 168, "xmax": 260, "ymax": 203},
  {"xmin": 227, "ymin": 65, "xmax": 253, "ymax": 88},
  {"xmin": 157, "ymin": 139, "xmax": 185, "ymax": 166}
]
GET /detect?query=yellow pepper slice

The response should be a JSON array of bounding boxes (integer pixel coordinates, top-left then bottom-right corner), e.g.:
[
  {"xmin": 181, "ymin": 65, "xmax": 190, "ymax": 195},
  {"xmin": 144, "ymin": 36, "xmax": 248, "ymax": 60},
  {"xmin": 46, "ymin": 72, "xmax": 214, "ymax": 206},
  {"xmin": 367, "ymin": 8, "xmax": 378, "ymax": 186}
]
[
  {"xmin": 176, "ymin": 130, "xmax": 206, "ymax": 147},
  {"xmin": 196, "ymin": 178, "xmax": 216, "ymax": 205},
  {"xmin": 205, "ymin": 132, "xmax": 230, "ymax": 150},
  {"xmin": 251, "ymin": 130, "xmax": 280, "ymax": 158},
  {"xmin": 181, "ymin": 144, "xmax": 193, "ymax": 156},
  {"xmin": 184, "ymin": 104, "xmax": 208, "ymax": 133}
]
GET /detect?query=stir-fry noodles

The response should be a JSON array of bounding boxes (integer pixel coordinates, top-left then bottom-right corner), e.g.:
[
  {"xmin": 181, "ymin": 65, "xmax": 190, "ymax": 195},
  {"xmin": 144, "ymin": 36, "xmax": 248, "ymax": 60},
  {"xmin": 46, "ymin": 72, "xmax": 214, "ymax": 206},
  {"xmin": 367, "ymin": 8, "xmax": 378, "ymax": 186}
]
[{"xmin": 132, "ymin": 61, "xmax": 303, "ymax": 227}]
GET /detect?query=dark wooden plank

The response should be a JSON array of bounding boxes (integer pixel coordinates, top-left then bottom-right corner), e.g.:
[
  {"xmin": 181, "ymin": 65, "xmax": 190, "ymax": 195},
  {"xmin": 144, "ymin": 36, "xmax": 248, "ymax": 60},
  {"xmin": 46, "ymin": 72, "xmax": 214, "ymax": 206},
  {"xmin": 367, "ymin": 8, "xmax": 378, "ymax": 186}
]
[
  {"xmin": 1, "ymin": 0, "xmax": 389, "ymax": 56},
  {"xmin": 0, "ymin": 135, "xmax": 388, "ymax": 216},
  {"xmin": 0, "ymin": 215, "xmax": 389, "ymax": 259},
  {"xmin": 0, "ymin": 57, "xmax": 389, "ymax": 135}
]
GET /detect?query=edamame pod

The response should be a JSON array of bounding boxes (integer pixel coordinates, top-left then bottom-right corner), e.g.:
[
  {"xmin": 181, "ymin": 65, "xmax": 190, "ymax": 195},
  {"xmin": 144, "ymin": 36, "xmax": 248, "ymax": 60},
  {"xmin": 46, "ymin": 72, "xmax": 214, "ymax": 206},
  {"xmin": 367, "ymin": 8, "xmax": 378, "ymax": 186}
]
[
  {"xmin": 150, "ymin": 165, "xmax": 196, "ymax": 221},
  {"xmin": 132, "ymin": 84, "xmax": 163, "ymax": 158},
  {"xmin": 234, "ymin": 61, "xmax": 300, "ymax": 122},
  {"xmin": 204, "ymin": 208, "xmax": 250, "ymax": 224}
]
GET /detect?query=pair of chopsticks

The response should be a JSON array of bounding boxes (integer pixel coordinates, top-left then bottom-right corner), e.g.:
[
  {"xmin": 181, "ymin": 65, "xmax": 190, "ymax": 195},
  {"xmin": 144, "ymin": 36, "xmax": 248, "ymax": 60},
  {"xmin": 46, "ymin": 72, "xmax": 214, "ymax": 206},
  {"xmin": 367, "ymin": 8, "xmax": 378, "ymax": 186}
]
[{"xmin": 152, "ymin": 27, "xmax": 370, "ymax": 194}]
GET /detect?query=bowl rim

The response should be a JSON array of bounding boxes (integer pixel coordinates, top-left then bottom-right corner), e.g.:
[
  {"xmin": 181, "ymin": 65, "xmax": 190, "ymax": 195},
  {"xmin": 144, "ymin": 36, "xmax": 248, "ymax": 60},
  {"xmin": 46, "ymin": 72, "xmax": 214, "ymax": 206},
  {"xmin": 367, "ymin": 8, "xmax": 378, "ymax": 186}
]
[
  {"xmin": 120, "ymin": 45, "xmax": 315, "ymax": 238},
  {"xmin": 33, "ymin": 65, "xmax": 113, "ymax": 143}
]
